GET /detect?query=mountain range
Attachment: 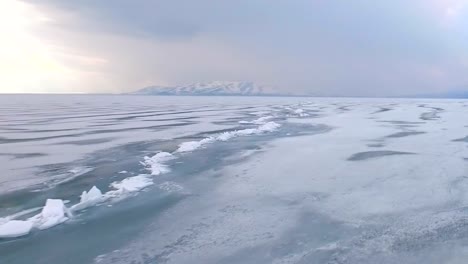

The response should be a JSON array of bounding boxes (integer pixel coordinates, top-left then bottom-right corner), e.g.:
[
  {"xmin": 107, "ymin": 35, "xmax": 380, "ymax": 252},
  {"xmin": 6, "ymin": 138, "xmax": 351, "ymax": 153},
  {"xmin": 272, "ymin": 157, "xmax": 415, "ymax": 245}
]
[
  {"xmin": 129, "ymin": 81, "xmax": 468, "ymax": 98},
  {"xmin": 129, "ymin": 81, "xmax": 288, "ymax": 96}
]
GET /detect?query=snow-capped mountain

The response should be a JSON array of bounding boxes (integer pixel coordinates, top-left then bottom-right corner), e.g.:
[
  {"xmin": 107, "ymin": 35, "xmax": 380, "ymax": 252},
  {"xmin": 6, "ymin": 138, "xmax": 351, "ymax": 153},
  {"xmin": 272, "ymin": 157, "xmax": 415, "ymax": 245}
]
[{"xmin": 129, "ymin": 81, "xmax": 281, "ymax": 96}]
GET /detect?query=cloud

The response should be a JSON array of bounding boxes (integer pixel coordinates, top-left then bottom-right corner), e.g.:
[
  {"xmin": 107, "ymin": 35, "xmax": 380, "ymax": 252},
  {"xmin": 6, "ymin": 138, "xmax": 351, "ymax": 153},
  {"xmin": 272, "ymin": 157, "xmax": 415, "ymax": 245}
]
[{"xmin": 8, "ymin": 0, "xmax": 468, "ymax": 96}]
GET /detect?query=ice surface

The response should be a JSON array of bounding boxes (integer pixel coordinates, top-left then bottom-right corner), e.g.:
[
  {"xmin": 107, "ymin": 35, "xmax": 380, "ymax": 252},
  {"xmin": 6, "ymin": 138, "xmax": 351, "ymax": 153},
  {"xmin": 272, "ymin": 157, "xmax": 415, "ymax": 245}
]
[
  {"xmin": 238, "ymin": 116, "xmax": 273, "ymax": 125},
  {"xmin": 141, "ymin": 152, "xmax": 175, "ymax": 175},
  {"xmin": 5, "ymin": 97, "xmax": 468, "ymax": 264},
  {"xmin": 0, "ymin": 220, "xmax": 33, "ymax": 238},
  {"xmin": 157, "ymin": 181, "xmax": 185, "ymax": 193}
]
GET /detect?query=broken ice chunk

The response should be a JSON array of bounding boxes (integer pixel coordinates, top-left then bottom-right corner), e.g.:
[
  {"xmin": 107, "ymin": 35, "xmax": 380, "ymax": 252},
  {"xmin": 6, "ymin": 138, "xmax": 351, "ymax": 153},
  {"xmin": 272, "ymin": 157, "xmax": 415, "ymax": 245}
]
[{"xmin": 0, "ymin": 220, "xmax": 33, "ymax": 238}]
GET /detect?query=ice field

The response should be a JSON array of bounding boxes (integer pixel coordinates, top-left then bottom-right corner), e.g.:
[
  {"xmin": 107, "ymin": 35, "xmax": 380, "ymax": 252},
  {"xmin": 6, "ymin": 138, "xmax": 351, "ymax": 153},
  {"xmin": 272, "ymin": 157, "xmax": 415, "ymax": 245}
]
[{"xmin": 1, "ymin": 95, "xmax": 468, "ymax": 263}]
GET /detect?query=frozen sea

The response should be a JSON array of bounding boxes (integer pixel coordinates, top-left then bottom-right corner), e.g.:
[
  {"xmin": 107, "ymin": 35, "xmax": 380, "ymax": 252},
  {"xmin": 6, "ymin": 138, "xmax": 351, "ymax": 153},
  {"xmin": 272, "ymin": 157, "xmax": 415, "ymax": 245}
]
[{"xmin": 1, "ymin": 95, "xmax": 468, "ymax": 264}]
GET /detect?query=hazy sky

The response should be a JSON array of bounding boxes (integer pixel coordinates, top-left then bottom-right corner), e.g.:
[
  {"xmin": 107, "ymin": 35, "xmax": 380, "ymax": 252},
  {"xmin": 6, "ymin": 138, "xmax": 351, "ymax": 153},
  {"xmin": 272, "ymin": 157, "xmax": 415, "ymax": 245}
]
[{"xmin": 1, "ymin": 0, "xmax": 467, "ymax": 96}]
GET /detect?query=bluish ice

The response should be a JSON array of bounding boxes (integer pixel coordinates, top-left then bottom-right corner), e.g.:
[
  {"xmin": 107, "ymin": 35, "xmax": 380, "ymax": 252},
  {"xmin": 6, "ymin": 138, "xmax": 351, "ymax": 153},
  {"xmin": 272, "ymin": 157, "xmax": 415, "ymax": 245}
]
[{"xmin": 1, "ymin": 95, "xmax": 468, "ymax": 264}]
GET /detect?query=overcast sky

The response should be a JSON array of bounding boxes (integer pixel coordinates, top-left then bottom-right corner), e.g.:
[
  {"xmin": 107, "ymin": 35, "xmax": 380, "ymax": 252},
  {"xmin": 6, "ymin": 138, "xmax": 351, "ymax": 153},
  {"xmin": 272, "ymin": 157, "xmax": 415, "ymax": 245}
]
[{"xmin": 1, "ymin": 0, "xmax": 467, "ymax": 96}]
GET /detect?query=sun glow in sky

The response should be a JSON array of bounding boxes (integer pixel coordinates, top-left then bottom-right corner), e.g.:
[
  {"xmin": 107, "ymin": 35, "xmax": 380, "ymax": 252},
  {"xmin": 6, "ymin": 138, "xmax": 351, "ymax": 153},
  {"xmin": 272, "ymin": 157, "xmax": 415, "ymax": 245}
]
[
  {"xmin": 0, "ymin": 0, "xmax": 75, "ymax": 93},
  {"xmin": 0, "ymin": 0, "xmax": 467, "ymax": 96}
]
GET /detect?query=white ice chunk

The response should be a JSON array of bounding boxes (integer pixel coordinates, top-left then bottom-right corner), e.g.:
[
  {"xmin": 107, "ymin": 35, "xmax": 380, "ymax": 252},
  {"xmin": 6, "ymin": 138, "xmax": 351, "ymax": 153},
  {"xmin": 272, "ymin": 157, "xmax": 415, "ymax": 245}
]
[
  {"xmin": 176, "ymin": 137, "xmax": 215, "ymax": 152},
  {"xmin": 82, "ymin": 186, "xmax": 103, "ymax": 202},
  {"xmin": 108, "ymin": 175, "xmax": 153, "ymax": 196},
  {"xmin": 293, "ymin": 108, "xmax": 309, "ymax": 117},
  {"xmin": 179, "ymin": 122, "xmax": 280, "ymax": 150},
  {"xmin": 216, "ymin": 132, "xmax": 236, "ymax": 141},
  {"xmin": 31, "ymin": 199, "xmax": 72, "ymax": 230},
  {"xmin": 233, "ymin": 128, "xmax": 258, "ymax": 136},
  {"xmin": 257, "ymin": 121, "xmax": 281, "ymax": 132},
  {"xmin": 0, "ymin": 220, "xmax": 33, "ymax": 238},
  {"xmin": 141, "ymin": 152, "xmax": 175, "ymax": 175},
  {"xmin": 71, "ymin": 186, "xmax": 106, "ymax": 212},
  {"xmin": 235, "ymin": 122, "xmax": 280, "ymax": 136}
]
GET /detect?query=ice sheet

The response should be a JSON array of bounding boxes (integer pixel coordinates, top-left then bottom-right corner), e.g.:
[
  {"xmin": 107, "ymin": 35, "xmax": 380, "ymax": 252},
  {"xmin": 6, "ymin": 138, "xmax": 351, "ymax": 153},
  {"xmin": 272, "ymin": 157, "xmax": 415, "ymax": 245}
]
[{"xmin": 3, "ymin": 96, "xmax": 468, "ymax": 263}]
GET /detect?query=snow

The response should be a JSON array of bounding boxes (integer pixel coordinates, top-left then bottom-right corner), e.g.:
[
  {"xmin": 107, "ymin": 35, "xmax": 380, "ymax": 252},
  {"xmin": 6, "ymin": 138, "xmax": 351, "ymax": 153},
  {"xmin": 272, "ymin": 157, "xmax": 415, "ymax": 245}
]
[
  {"xmin": 0, "ymin": 220, "xmax": 33, "ymax": 238},
  {"xmin": 141, "ymin": 152, "xmax": 175, "ymax": 175}
]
